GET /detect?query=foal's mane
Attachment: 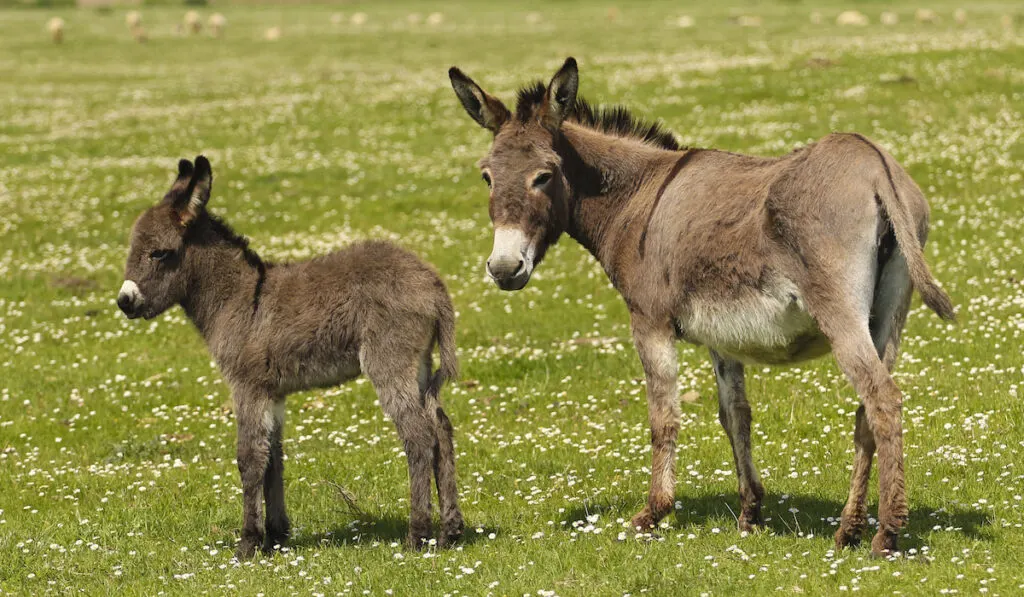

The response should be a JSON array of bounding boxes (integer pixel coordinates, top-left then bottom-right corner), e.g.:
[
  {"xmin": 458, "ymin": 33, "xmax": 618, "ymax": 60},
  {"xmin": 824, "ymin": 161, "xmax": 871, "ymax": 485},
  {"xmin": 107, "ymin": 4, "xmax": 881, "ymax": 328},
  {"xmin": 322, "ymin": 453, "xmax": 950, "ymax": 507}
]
[
  {"xmin": 514, "ymin": 81, "xmax": 681, "ymax": 151},
  {"xmin": 187, "ymin": 213, "xmax": 267, "ymax": 272}
]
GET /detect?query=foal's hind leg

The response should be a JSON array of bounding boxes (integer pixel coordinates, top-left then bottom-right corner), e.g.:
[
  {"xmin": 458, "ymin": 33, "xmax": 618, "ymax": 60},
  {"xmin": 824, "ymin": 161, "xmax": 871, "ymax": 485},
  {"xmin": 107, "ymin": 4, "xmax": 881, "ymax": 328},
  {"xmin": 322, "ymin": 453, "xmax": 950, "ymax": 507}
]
[
  {"xmin": 420, "ymin": 354, "xmax": 464, "ymax": 546},
  {"xmin": 365, "ymin": 347, "xmax": 436, "ymax": 548},
  {"xmin": 835, "ymin": 250, "xmax": 913, "ymax": 550},
  {"xmin": 710, "ymin": 350, "xmax": 764, "ymax": 532},
  {"xmin": 629, "ymin": 314, "xmax": 680, "ymax": 531}
]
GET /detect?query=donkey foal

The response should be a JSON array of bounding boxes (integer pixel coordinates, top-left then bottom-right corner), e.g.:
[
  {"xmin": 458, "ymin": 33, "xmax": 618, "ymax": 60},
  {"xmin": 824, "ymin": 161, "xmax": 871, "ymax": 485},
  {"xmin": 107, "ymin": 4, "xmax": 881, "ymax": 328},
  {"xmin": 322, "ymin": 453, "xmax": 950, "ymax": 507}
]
[{"xmin": 118, "ymin": 156, "xmax": 464, "ymax": 558}]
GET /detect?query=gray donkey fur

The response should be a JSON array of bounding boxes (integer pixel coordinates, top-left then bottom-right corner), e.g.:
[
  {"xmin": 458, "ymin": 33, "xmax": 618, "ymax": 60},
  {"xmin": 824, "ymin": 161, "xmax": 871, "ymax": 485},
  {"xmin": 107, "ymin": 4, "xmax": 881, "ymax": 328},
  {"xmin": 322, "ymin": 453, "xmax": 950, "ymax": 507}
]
[
  {"xmin": 118, "ymin": 156, "xmax": 463, "ymax": 558},
  {"xmin": 449, "ymin": 58, "xmax": 955, "ymax": 557}
]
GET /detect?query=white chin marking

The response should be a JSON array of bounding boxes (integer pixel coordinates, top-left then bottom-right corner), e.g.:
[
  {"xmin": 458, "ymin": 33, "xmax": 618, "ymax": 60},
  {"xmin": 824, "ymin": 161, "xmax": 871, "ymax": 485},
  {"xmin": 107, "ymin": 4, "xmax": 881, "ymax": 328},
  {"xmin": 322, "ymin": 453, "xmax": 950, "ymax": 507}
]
[{"xmin": 120, "ymin": 280, "xmax": 141, "ymax": 300}]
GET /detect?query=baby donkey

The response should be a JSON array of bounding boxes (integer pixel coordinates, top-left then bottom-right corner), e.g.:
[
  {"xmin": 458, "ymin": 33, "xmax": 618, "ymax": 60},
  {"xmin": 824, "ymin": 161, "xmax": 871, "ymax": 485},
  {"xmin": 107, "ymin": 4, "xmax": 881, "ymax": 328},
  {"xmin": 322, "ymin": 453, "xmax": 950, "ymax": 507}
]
[{"xmin": 117, "ymin": 156, "xmax": 464, "ymax": 558}]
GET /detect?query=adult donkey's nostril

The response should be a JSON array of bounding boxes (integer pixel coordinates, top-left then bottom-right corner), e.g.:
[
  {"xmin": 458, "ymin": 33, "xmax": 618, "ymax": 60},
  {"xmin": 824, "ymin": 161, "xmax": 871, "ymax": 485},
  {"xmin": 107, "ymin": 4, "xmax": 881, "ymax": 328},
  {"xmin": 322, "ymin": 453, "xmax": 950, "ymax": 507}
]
[{"xmin": 512, "ymin": 259, "xmax": 525, "ymax": 276}]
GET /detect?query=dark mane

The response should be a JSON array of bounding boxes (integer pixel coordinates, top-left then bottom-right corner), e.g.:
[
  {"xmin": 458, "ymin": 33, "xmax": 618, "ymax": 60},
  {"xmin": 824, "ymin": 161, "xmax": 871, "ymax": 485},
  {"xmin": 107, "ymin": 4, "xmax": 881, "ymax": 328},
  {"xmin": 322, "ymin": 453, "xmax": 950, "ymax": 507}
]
[
  {"xmin": 202, "ymin": 214, "xmax": 265, "ymax": 268},
  {"xmin": 201, "ymin": 214, "xmax": 267, "ymax": 312},
  {"xmin": 514, "ymin": 80, "xmax": 681, "ymax": 151}
]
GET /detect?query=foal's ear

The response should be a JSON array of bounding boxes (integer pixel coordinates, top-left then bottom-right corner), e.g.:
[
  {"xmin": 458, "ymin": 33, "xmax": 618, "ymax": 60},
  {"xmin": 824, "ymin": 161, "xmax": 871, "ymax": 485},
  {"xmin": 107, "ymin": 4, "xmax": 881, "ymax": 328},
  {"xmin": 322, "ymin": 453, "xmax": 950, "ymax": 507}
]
[
  {"xmin": 173, "ymin": 155, "xmax": 213, "ymax": 227},
  {"xmin": 449, "ymin": 67, "xmax": 510, "ymax": 134},
  {"xmin": 540, "ymin": 57, "xmax": 579, "ymax": 132},
  {"xmin": 167, "ymin": 159, "xmax": 194, "ymax": 199}
]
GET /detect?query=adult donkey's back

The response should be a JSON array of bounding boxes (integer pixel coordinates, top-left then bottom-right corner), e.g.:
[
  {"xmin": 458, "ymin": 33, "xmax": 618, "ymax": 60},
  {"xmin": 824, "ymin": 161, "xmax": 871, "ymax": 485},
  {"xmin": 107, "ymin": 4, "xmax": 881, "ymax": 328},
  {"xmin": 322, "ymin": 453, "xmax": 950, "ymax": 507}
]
[{"xmin": 449, "ymin": 57, "xmax": 954, "ymax": 557}]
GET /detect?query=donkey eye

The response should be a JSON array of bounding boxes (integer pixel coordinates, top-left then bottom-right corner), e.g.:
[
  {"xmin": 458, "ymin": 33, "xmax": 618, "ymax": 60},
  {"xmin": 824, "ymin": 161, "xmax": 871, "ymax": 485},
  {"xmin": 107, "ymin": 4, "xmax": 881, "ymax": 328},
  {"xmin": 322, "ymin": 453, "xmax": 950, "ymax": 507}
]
[
  {"xmin": 532, "ymin": 172, "xmax": 553, "ymax": 188},
  {"xmin": 481, "ymin": 172, "xmax": 492, "ymax": 187},
  {"xmin": 150, "ymin": 249, "xmax": 174, "ymax": 261}
]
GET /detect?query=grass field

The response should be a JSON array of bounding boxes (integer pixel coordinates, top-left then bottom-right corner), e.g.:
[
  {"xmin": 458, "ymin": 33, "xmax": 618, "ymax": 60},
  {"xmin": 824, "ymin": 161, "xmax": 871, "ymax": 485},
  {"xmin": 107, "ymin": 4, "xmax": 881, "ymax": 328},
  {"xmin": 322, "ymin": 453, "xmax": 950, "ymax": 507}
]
[{"xmin": 2, "ymin": 1, "xmax": 1023, "ymax": 595}]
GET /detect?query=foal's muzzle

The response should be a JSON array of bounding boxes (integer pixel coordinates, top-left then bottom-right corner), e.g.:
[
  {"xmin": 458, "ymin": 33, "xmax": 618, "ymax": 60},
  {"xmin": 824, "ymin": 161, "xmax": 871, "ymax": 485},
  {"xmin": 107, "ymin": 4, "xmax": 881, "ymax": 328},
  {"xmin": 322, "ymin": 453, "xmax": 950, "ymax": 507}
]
[{"xmin": 117, "ymin": 280, "xmax": 143, "ymax": 319}]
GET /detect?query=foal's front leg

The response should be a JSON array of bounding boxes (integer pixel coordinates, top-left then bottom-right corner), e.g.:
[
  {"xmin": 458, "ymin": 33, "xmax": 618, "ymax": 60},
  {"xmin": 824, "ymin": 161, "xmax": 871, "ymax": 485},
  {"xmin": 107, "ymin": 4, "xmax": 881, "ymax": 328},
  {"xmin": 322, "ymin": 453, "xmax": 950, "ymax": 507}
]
[
  {"xmin": 629, "ymin": 315, "xmax": 680, "ymax": 531},
  {"xmin": 233, "ymin": 387, "xmax": 274, "ymax": 559},
  {"xmin": 263, "ymin": 399, "xmax": 290, "ymax": 551}
]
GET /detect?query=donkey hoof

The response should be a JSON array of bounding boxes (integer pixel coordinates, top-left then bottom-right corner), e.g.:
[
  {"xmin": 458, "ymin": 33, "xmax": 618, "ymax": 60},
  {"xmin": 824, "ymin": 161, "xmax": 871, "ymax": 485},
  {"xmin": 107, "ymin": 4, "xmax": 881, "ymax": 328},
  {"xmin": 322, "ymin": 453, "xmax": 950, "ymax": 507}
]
[
  {"xmin": 834, "ymin": 526, "xmax": 863, "ymax": 550},
  {"xmin": 235, "ymin": 538, "xmax": 261, "ymax": 560},
  {"xmin": 263, "ymin": 521, "xmax": 291, "ymax": 553},
  {"xmin": 738, "ymin": 517, "xmax": 763, "ymax": 535},
  {"xmin": 629, "ymin": 509, "xmax": 657, "ymax": 532},
  {"xmin": 407, "ymin": 529, "xmax": 434, "ymax": 550},
  {"xmin": 870, "ymin": 531, "xmax": 899, "ymax": 558},
  {"xmin": 438, "ymin": 519, "xmax": 465, "ymax": 548}
]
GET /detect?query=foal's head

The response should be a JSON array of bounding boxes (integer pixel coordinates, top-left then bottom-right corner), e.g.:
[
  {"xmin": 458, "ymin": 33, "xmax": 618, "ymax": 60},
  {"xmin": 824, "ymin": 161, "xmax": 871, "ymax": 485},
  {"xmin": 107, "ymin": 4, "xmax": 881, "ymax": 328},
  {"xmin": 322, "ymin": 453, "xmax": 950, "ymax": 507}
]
[
  {"xmin": 449, "ymin": 58, "xmax": 580, "ymax": 291},
  {"xmin": 117, "ymin": 156, "xmax": 212, "ymax": 319}
]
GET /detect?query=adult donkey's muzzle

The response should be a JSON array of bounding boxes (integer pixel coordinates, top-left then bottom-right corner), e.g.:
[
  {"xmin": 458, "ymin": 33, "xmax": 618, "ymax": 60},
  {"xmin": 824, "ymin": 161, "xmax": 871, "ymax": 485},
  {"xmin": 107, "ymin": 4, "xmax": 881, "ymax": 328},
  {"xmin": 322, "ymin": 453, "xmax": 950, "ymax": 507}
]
[{"xmin": 487, "ymin": 228, "xmax": 534, "ymax": 291}]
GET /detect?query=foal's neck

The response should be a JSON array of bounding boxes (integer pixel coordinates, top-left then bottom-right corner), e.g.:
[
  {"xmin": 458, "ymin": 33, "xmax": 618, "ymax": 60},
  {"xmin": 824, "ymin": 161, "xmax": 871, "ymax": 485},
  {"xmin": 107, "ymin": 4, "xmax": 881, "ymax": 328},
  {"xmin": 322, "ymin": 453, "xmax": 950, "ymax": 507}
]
[
  {"xmin": 559, "ymin": 123, "xmax": 677, "ymax": 263},
  {"xmin": 180, "ymin": 218, "xmax": 265, "ymax": 338}
]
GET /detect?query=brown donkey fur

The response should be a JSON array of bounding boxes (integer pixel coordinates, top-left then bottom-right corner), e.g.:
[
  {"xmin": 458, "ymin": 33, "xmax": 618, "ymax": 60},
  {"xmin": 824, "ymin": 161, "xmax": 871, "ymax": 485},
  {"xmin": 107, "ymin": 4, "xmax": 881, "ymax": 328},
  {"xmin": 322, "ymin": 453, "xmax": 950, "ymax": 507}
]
[
  {"xmin": 117, "ymin": 157, "xmax": 464, "ymax": 558},
  {"xmin": 449, "ymin": 58, "xmax": 955, "ymax": 556}
]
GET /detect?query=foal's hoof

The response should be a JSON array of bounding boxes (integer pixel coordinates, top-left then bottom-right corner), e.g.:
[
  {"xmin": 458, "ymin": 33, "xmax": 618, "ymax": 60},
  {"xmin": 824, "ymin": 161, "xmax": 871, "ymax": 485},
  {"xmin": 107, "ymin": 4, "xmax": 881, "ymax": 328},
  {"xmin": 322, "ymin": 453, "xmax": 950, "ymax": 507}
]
[
  {"xmin": 407, "ymin": 531, "xmax": 434, "ymax": 550},
  {"xmin": 737, "ymin": 508, "xmax": 764, "ymax": 534},
  {"xmin": 834, "ymin": 525, "xmax": 863, "ymax": 550},
  {"xmin": 438, "ymin": 518, "xmax": 465, "ymax": 548},
  {"xmin": 234, "ymin": 538, "xmax": 261, "ymax": 560},
  {"xmin": 870, "ymin": 530, "xmax": 899, "ymax": 558}
]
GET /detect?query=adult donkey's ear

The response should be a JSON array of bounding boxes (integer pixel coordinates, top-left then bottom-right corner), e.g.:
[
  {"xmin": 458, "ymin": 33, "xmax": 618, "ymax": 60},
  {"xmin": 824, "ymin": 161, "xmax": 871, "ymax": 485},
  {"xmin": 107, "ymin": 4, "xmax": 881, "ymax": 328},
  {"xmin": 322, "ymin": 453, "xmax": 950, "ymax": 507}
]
[
  {"xmin": 174, "ymin": 155, "xmax": 212, "ymax": 227},
  {"xmin": 449, "ymin": 67, "xmax": 510, "ymax": 134},
  {"xmin": 540, "ymin": 57, "xmax": 579, "ymax": 132}
]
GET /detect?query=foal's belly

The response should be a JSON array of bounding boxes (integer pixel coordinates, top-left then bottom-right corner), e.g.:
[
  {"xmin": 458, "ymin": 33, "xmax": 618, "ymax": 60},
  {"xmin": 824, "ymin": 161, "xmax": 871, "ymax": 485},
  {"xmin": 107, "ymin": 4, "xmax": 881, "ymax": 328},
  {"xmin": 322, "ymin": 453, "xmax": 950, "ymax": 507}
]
[
  {"xmin": 276, "ymin": 355, "xmax": 361, "ymax": 394},
  {"xmin": 677, "ymin": 281, "xmax": 831, "ymax": 365}
]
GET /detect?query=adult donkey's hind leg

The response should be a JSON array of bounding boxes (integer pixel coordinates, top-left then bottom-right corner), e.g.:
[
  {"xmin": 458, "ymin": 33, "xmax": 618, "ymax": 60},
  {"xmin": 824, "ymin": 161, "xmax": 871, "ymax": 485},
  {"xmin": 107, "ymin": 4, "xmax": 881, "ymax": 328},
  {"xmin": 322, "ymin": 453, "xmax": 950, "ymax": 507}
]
[
  {"xmin": 710, "ymin": 350, "xmax": 765, "ymax": 532},
  {"xmin": 835, "ymin": 248, "xmax": 913, "ymax": 550},
  {"xmin": 811, "ymin": 289, "xmax": 909, "ymax": 557},
  {"xmin": 629, "ymin": 314, "xmax": 680, "ymax": 531}
]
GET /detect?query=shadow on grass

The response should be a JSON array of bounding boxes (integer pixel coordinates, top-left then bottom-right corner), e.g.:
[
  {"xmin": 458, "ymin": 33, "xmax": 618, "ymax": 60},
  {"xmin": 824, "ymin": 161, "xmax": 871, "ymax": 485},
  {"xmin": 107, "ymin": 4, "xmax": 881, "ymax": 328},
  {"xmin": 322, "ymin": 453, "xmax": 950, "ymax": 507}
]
[
  {"xmin": 289, "ymin": 514, "xmax": 497, "ymax": 550},
  {"xmin": 562, "ymin": 492, "xmax": 994, "ymax": 545}
]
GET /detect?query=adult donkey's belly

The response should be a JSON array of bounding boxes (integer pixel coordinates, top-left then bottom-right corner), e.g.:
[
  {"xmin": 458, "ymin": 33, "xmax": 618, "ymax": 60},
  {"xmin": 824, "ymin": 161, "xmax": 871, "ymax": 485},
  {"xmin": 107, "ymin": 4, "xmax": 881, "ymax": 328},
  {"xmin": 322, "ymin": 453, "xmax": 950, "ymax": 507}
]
[{"xmin": 676, "ymin": 276, "xmax": 831, "ymax": 365}]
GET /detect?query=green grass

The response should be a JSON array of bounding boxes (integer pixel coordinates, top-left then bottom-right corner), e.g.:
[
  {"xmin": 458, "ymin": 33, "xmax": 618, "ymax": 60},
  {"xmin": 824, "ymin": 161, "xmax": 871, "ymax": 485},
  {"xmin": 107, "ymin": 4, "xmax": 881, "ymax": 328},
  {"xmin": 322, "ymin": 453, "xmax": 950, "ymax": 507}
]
[{"xmin": 2, "ymin": 1, "xmax": 1023, "ymax": 595}]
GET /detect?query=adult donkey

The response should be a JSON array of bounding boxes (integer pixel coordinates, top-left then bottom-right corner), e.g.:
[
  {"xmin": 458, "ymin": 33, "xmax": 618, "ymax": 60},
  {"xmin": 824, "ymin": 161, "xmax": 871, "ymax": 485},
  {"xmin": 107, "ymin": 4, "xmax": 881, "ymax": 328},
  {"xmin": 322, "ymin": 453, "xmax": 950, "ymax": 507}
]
[
  {"xmin": 117, "ymin": 156, "xmax": 463, "ymax": 557},
  {"xmin": 449, "ymin": 57, "xmax": 955, "ymax": 556}
]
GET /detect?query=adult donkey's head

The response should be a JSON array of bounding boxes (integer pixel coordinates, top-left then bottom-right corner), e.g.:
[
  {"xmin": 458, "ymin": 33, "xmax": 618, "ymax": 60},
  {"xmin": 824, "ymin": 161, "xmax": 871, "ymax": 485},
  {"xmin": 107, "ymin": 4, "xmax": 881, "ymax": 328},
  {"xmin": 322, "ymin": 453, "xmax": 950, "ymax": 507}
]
[
  {"xmin": 117, "ymin": 156, "xmax": 212, "ymax": 319},
  {"xmin": 449, "ymin": 58, "xmax": 580, "ymax": 290}
]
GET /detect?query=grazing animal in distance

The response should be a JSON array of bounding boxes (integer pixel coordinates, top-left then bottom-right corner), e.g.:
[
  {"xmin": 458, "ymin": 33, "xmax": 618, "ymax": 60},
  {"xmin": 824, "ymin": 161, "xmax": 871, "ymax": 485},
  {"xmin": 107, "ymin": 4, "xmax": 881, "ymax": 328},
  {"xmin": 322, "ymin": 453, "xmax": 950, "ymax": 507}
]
[
  {"xmin": 117, "ymin": 157, "xmax": 464, "ymax": 558},
  {"xmin": 449, "ymin": 57, "xmax": 955, "ymax": 557},
  {"xmin": 48, "ymin": 17, "xmax": 65, "ymax": 44}
]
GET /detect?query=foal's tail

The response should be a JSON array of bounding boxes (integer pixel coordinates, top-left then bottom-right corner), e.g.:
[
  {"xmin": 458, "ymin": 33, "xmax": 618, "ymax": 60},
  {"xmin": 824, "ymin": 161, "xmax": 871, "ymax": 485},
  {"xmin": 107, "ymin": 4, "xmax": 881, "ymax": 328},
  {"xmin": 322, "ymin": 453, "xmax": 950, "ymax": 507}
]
[
  {"xmin": 855, "ymin": 134, "xmax": 957, "ymax": 322},
  {"xmin": 427, "ymin": 292, "xmax": 459, "ymax": 399}
]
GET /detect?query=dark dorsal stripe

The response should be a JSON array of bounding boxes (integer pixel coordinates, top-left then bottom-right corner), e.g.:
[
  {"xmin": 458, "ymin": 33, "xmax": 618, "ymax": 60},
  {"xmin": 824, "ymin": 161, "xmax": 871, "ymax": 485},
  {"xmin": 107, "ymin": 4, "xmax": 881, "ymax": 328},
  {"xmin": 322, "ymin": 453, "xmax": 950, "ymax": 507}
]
[
  {"xmin": 252, "ymin": 261, "xmax": 266, "ymax": 315},
  {"xmin": 638, "ymin": 149, "xmax": 698, "ymax": 258}
]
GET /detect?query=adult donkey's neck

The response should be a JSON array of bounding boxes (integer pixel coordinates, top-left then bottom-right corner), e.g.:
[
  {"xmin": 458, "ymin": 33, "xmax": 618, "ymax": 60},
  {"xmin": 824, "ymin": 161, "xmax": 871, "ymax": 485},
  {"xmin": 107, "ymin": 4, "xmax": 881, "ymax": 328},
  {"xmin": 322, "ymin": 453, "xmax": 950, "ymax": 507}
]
[
  {"xmin": 558, "ymin": 122, "xmax": 681, "ymax": 266},
  {"xmin": 180, "ymin": 218, "xmax": 266, "ymax": 340}
]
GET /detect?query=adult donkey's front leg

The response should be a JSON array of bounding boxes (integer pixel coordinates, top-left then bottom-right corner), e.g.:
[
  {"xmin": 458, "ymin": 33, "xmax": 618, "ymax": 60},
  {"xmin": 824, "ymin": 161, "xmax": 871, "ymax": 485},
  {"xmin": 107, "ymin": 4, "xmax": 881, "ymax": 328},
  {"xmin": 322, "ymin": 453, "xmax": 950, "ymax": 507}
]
[
  {"xmin": 629, "ymin": 314, "xmax": 680, "ymax": 531},
  {"xmin": 233, "ymin": 387, "xmax": 274, "ymax": 559},
  {"xmin": 709, "ymin": 350, "xmax": 764, "ymax": 532}
]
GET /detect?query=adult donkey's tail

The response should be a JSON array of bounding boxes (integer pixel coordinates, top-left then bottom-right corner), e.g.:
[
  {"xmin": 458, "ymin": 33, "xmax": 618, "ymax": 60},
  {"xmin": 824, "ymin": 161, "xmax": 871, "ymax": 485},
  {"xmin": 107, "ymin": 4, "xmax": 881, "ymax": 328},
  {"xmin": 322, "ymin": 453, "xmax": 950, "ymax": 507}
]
[
  {"xmin": 854, "ymin": 134, "xmax": 957, "ymax": 322},
  {"xmin": 428, "ymin": 293, "xmax": 459, "ymax": 398}
]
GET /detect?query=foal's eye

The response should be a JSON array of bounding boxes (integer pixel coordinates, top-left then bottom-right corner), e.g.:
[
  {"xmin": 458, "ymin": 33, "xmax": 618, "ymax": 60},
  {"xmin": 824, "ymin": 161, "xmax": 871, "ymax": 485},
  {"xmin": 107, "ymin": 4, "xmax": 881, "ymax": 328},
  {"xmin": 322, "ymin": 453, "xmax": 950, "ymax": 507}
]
[
  {"xmin": 150, "ymin": 249, "xmax": 174, "ymax": 262},
  {"xmin": 532, "ymin": 172, "xmax": 553, "ymax": 188},
  {"xmin": 481, "ymin": 172, "xmax": 492, "ymax": 188}
]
